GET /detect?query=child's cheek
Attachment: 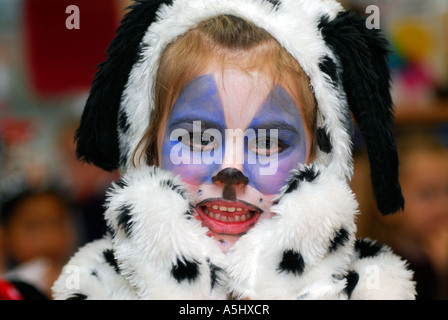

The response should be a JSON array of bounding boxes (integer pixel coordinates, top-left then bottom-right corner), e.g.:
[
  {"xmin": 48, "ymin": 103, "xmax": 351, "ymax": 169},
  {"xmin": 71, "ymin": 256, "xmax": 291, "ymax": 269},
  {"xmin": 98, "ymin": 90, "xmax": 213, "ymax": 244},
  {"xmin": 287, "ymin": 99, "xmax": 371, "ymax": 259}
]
[
  {"xmin": 243, "ymin": 147, "xmax": 304, "ymax": 195},
  {"xmin": 160, "ymin": 137, "xmax": 218, "ymax": 186}
]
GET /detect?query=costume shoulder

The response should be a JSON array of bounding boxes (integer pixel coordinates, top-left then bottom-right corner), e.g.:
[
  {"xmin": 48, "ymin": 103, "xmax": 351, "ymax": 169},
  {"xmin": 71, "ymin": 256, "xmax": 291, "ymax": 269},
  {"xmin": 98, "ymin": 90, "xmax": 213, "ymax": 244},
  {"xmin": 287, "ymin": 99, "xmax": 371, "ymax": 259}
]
[
  {"xmin": 348, "ymin": 238, "xmax": 416, "ymax": 300},
  {"xmin": 52, "ymin": 236, "xmax": 136, "ymax": 300}
]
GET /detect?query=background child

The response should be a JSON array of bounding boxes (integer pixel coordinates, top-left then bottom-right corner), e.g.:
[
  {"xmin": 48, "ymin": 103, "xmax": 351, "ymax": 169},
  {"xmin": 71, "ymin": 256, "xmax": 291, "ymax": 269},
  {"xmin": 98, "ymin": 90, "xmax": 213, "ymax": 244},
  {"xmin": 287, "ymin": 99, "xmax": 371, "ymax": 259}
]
[{"xmin": 0, "ymin": 187, "xmax": 77, "ymax": 299}]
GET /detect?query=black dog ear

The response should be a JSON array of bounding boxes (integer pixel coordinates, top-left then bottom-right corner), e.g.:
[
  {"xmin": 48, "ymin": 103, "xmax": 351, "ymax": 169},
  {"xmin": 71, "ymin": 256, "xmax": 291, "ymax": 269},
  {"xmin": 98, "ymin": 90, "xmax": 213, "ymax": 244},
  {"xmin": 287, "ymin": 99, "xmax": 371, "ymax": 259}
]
[
  {"xmin": 319, "ymin": 11, "xmax": 404, "ymax": 215},
  {"xmin": 74, "ymin": 0, "xmax": 170, "ymax": 171}
]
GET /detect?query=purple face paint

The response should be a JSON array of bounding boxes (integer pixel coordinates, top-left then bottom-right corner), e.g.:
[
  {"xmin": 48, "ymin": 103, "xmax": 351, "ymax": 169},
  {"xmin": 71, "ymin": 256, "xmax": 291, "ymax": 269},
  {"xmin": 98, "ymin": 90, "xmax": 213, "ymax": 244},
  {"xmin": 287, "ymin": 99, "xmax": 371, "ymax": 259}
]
[
  {"xmin": 160, "ymin": 74, "xmax": 307, "ymax": 195},
  {"xmin": 243, "ymin": 86, "xmax": 307, "ymax": 194},
  {"xmin": 160, "ymin": 74, "xmax": 224, "ymax": 185}
]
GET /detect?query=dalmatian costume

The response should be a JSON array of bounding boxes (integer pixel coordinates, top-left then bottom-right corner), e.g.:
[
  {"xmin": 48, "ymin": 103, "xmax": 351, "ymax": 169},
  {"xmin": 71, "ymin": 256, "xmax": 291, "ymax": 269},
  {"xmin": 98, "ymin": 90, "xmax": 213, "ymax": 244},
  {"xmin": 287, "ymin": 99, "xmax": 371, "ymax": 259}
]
[{"xmin": 52, "ymin": 0, "xmax": 416, "ymax": 299}]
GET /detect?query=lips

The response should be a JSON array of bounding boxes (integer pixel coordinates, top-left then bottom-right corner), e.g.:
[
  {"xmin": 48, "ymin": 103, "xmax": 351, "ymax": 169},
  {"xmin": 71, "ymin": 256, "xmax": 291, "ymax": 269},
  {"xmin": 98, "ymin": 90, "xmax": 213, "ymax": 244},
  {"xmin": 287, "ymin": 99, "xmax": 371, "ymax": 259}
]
[{"xmin": 196, "ymin": 199, "xmax": 262, "ymax": 235}]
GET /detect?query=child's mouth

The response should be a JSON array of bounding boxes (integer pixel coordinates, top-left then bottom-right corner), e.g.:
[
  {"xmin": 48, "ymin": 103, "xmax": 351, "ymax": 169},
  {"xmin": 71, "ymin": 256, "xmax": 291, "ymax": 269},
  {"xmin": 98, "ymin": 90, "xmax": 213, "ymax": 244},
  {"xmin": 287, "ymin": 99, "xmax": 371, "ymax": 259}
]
[{"xmin": 195, "ymin": 199, "xmax": 263, "ymax": 235}]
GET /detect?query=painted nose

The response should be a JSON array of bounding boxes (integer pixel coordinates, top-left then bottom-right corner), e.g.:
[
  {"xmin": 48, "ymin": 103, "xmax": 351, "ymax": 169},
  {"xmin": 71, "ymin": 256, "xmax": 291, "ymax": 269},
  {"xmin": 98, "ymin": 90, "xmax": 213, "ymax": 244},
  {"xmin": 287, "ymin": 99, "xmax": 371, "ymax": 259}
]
[{"xmin": 212, "ymin": 167, "xmax": 249, "ymax": 201}]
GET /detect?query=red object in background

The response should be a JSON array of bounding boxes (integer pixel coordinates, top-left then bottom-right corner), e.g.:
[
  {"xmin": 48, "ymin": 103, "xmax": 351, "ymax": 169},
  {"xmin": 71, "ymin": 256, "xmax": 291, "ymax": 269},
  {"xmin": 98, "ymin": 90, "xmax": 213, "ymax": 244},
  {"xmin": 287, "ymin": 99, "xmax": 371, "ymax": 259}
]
[
  {"xmin": 0, "ymin": 117, "xmax": 36, "ymax": 147},
  {"xmin": 0, "ymin": 279, "xmax": 23, "ymax": 300},
  {"xmin": 24, "ymin": 0, "xmax": 119, "ymax": 97}
]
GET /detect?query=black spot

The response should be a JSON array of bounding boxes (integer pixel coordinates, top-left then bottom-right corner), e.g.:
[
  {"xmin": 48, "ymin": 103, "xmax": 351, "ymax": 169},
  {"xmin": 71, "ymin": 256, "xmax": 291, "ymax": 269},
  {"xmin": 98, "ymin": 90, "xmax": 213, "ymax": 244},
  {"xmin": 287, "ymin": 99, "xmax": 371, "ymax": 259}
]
[
  {"xmin": 66, "ymin": 293, "xmax": 88, "ymax": 300},
  {"xmin": 106, "ymin": 225, "xmax": 116, "ymax": 239},
  {"xmin": 317, "ymin": 127, "xmax": 332, "ymax": 153},
  {"xmin": 115, "ymin": 178, "xmax": 128, "ymax": 189},
  {"xmin": 160, "ymin": 179, "xmax": 187, "ymax": 199},
  {"xmin": 117, "ymin": 204, "xmax": 133, "ymax": 236},
  {"xmin": 118, "ymin": 149, "xmax": 129, "ymax": 168},
  {"xmin": 283, "ymin": 166, "xmax": 319, "ymax": 194},
  {"xmin": 117, "ymin": 110, "xmax": 130, "ymax": 134},
  {"xmin": 103, "ymin": 249, "xmax": 120, "ymax": 274},
  {"xmin": 207, "ymin": 258, "xmax": 224, "ymax": 290},
  {"xmin": 136, "ymin": 42, "xmax": 149, "ymax": 63},
  {"xmin": 90, "ymin": 269, "xmax": 98, "ymax": 278},
  {"xmin": 355, "ymin": 238, "xmax": 383, "ymax": 259},
  {"xmin": 171, "ymin": 257, "xmax": 200, "ymax": 283},
  {"xmin": 278, "ymin": 250, "xmax": 305, "ymax": 276},
  {"xmin": 319, "ymin": 55, "xmax": 339, "ymax": 85},
  {"xmin": 266, "ymin": 0, "xmax": 281, "ymax": 9},
  {"xmin": 329, "ymin": 228, "xmax": 349, "ymax": 252},
  {"xmin": 184, "ymin": 204, "xmax": 195, "ymax": 220},
  {"xmin": 344, "ymin": 270, "xmax": 359, "ymax": 299}
]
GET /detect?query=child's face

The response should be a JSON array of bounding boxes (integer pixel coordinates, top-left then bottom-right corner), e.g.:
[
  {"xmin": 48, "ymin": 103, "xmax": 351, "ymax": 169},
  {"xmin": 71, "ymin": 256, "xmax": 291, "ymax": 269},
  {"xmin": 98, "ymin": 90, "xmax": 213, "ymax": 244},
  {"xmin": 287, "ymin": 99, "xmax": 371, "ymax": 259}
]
[
  {"xmin": 3, "ymin": 193, "xmax": 75, "ymax": 265},
  {"xmin": 401, "ymin": 151, "xmax": 448, "ymax": 239},
  {"xmin": 158, "ymin": 66, "xmax": 311, "ymax": 252}
]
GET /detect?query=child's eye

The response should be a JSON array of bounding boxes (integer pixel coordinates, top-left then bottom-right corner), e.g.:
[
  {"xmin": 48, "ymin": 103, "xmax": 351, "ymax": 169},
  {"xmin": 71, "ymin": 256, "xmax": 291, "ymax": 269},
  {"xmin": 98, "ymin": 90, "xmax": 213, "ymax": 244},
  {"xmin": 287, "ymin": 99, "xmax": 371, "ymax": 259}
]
[
  {"xmin": 248, "ymin": 136, "xmax": 288, "ymax": 156},
  {"xmin": 178, "ymin": 132, "xmax": 218, "ymax": 151}
]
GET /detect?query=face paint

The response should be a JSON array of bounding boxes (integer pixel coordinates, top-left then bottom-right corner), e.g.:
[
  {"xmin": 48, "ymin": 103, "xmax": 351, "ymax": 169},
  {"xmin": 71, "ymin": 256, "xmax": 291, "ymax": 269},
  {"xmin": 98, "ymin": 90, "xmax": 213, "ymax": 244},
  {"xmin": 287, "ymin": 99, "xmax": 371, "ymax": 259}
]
[
  {"xmin": 159, "ymin": 69, "xmax": 310, "ymax": 252},
  {"xmin": 160, "ymin": 74, "xmax": 223, "ymax": 185},
  {"xmin": 243, "ymin": 86, "xmax": 307, "ymax": 194}
]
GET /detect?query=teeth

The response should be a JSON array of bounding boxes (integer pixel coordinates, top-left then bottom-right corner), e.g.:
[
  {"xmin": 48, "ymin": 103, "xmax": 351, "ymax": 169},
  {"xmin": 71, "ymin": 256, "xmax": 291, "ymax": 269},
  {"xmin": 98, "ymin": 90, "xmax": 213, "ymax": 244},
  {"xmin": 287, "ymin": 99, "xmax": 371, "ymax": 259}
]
[
  {"xmin": 201, "ymin": 205, "xmax": 256, "ymax": 223},
  {"xmin": 203, "ymin": 208, "xmax": 253, "ymax": 223}
]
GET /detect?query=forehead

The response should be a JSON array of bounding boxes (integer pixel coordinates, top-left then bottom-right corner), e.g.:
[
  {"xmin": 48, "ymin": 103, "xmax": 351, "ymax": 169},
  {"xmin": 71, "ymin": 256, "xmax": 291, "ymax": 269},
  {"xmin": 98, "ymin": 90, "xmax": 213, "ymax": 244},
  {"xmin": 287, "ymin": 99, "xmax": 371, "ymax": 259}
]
[
  {"xmin": 213, "ymin": 67, "xmax": 274, "ymax": 129},
  {"xmin": 169, "ymin": 67, "xmax": 301, "ymax": 129}
]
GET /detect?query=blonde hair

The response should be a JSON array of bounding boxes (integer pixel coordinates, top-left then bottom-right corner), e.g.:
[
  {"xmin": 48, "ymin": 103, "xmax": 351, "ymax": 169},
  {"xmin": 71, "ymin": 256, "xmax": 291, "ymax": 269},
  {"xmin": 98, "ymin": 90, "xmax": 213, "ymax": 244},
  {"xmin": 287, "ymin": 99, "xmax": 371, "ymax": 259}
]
[{"xmin": 134, "ymin": 14, "xmax": 316, "ymax": 166}]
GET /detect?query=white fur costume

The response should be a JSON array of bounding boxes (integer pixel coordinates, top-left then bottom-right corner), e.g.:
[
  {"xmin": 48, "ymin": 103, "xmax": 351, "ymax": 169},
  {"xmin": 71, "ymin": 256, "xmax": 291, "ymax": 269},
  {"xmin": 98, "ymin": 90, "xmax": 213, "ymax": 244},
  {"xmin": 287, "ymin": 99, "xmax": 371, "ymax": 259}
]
[
  {"xmin": 53, "ymin": 165, "xmax": 414, "ymax": 299},
  {"xmin": 52, "ymin": 0, "xmax": 416, "ymax": 300}
]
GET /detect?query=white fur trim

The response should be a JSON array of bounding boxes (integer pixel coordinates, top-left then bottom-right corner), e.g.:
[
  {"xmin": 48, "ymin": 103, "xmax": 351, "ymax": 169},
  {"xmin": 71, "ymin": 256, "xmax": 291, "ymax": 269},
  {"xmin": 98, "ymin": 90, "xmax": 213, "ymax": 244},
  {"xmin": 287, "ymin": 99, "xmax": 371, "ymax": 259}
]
[
  {"xmin": 105, "ymin": 166, "xmax": 228, "ymax": 299},
  {"xmin": 52, "ymin": 238, "xmax": 136, "ymax": 300},
  {"xmin": 350, "ymin": 242, "xmax": 416, "ymax": 300},
  {"xmin": 226, "ymin": 165, "xmax": 358, "ymax": 299},
  {"xmin": 52, "ymin": 165, "xmax": 415, "ymax": 300}
]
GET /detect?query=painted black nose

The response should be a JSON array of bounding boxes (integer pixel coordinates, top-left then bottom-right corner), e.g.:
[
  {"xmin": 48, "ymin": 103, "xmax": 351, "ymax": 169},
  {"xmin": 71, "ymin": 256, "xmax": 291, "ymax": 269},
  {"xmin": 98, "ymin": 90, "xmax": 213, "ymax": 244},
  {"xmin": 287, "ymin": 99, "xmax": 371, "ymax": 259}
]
[{"xmin": 212, "ymin": 168, "xmax": 249, "ymax": 200}]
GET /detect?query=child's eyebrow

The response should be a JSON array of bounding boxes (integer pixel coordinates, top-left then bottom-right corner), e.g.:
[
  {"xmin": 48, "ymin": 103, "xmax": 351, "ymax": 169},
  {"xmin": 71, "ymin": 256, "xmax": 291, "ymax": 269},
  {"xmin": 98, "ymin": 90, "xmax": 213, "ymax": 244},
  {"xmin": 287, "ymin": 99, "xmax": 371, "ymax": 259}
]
[
  {"xmin": 249, "ymin": 120, "xmax": 299, "ymax": 134},
  {"xmin": 167, "ymin": 118, "xmax": 225, "ymax": 131}
]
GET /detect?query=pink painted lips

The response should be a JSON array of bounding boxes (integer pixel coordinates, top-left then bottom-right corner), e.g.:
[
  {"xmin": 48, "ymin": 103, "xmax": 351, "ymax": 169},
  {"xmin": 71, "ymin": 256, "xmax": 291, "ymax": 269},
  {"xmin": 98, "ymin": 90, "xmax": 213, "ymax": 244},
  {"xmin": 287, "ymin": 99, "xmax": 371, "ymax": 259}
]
[{"xmin": 196, "ymin": 199, "xmax": 263, "ymax": 235}]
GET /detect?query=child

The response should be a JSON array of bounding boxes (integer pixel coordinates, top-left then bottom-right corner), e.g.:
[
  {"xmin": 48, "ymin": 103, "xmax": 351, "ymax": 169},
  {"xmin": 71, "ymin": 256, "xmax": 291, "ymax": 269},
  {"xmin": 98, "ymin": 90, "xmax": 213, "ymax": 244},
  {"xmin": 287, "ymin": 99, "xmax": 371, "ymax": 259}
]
[
  {"xmin": 53, "ymin": 0, "xmax": 415, "ymax": 299},
  {"xmin": 378, "ymin": 132, "xmax": 448, "ymax": 299},
  {"xmin": 1, "ymin": 188, "xmax": 76, "ymax": 298}
]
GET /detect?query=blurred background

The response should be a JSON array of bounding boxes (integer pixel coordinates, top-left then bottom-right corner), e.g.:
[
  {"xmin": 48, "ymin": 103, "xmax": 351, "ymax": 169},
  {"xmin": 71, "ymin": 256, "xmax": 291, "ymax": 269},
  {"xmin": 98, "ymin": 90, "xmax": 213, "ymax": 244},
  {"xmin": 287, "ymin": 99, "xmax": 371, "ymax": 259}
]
[{"xmin": 0, "ymin": 0, "xmax": 447, "ymax": 299}]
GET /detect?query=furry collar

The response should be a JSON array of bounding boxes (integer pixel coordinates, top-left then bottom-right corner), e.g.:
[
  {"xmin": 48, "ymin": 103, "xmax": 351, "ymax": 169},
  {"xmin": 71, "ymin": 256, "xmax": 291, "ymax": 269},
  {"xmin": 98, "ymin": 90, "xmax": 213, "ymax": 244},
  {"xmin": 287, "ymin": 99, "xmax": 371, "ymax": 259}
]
[{"xmin": 52, "ymin": 164, "xmax": 415, "ymax": 299}]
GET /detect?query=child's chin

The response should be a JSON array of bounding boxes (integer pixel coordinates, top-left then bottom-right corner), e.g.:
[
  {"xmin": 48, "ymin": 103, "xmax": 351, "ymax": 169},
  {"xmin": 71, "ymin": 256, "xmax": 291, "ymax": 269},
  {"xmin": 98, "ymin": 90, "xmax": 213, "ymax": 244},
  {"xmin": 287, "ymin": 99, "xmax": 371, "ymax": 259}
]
[{"xmin": 206, "ymin": 232, "xmax": 243, "ymax": 254}]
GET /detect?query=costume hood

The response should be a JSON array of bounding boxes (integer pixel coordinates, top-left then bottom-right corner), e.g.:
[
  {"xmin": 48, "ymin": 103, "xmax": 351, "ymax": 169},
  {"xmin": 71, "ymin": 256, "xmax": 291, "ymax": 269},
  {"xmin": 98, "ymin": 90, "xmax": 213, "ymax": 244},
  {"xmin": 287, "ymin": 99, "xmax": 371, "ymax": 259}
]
[{"xmin": 75, "ymin": 0, "xmax": 403, "ymax": 215}]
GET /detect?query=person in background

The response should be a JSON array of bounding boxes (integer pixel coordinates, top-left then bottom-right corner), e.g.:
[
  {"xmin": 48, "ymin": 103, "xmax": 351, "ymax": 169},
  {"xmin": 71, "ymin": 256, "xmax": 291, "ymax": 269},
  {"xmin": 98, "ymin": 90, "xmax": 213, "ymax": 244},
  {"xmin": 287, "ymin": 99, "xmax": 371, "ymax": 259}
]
[
  {"xmin": 0, "ymin": 188, "xmax": 77, "ymax": 299},
  {"xmin": 386, "ymin": 132, "xmax": 448, "ymax": 299}
]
